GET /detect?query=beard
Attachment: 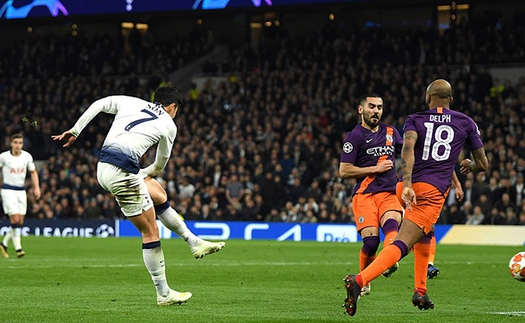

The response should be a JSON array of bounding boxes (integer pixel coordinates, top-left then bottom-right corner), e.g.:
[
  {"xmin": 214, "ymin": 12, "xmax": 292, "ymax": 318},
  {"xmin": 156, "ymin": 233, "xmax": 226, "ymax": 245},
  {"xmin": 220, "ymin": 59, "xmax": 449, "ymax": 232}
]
[{"xmin": 362, "ymin": 114, "xmax": 380, "ymax": 128}]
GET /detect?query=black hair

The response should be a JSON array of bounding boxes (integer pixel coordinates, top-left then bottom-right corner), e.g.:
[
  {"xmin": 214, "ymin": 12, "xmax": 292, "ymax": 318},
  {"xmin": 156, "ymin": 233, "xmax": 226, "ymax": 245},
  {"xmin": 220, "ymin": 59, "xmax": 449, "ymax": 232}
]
[
  {"xmin": 153, "ymin": 83, "xmax": 185, "ymax": 108},
  {"xmin": 359, "ymin": 93, "xmax": 382, "ymax": 106}
]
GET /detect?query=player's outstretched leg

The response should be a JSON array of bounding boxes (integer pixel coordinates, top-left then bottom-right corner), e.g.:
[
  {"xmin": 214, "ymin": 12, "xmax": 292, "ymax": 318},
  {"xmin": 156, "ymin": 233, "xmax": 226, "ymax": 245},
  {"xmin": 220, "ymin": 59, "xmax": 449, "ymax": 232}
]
[
  {"xmin": 427, "ymin": 264, "xmax": 440, "ymax": 279},
  {"xmin": 155, "ymin": 201, "xmax": 225, "ymax": 259},
  {"xmin": 412, "ymin": 291, "xmax": 435, "ymax": 310},
  {"xmin": 343, "ymin": 275, "xmax": 362, "ymax": 316}
]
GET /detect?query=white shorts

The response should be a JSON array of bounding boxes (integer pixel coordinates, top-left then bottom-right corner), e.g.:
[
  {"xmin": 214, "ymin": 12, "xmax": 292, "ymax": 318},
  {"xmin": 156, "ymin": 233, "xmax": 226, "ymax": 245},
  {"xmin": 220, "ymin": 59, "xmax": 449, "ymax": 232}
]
[
  {"xmin": 1, "ymin": 189, "xmax": 27, "ymax": 216},
  {"xmin": 97, "ymin": 162, "xmax": 153, "ymax": 217}
]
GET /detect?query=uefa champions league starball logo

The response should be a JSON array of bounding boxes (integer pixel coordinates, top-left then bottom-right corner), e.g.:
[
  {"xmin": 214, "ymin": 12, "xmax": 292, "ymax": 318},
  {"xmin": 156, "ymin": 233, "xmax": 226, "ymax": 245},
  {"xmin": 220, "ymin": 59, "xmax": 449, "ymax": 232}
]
[
  {"xmin": 95, "ymin": 224, "xmax": 115, "ymax": 238},
  {"xmin": 0, "ymin": 0, "xmax": 68, "ymax": 19}
]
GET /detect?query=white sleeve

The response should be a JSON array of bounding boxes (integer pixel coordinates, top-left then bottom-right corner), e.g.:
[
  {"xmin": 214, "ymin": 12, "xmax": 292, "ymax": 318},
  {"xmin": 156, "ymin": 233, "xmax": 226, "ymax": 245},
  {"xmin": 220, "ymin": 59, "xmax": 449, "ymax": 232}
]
[
  {"xmin": 141, "ymin": 127, "xmax": 176, "ymax": 177},
  {"xmin": 69, "ymin": 96, "xmax": 121, "ymax": 137},
  {"xmin": 26, "ymin": 152, "xmax": 36, "ymax": 172}
]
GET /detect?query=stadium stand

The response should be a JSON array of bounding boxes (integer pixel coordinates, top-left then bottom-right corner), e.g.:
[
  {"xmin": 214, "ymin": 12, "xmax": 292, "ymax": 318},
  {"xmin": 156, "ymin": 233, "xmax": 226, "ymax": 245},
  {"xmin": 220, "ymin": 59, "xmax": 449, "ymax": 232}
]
[{"xmin": 1, "ymin": 2, "xmax": 525, "ymax": 226}]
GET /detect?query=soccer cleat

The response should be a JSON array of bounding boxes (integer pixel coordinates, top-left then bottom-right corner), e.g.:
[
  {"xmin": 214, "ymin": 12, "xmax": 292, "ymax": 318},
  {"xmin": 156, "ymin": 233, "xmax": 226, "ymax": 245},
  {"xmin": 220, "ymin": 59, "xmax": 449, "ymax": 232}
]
[
  {"xmin": 0, "ymin": 244, "xmax": 8, "ymax": 259},
  {"xmin": 191, "ymin": 240, "xmax": 225, "ymax": 260},
  {"xmin": 382, "ymin": 262, "xmax": 399, "ymax": 278},
  {"xmin": 427, "ymin": 264, "xmax": 440, "ymax": 279},
  {"xmin": 16, "ymin": 250, "xmax": 25, "ymax": 258},
  {"xmin": 157, "ymin": 289, "xmax": 192, "ymax": 306},
  {"xmin": 412, "ymin": 291, "xmax": 435, "ymax": 310},
  {"xmin": 359, "ymin": 283, "xmax": 371, "ymax": 299},
  {"xmin": 343, "ymin": 275, "xmax": 361, "ymax": 316}
]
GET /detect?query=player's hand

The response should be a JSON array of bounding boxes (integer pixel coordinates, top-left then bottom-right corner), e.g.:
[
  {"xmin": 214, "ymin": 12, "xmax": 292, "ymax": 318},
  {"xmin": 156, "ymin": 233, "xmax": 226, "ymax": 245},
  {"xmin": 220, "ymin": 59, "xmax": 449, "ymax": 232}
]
[
  {"xmin": 460, "ymin": 159, "xmax": 473, "ymax": 174},
  {"xmin": 375, "ymin": 160, "xmax": 394, "ymax": 173},
  {"xmin": 51, "ymin": 131, "xmax": 77, "ymax": 147},
  {"xmin": 455, "ymin": 185, "xmax": 464, "ymax": 202},
  {"xmin": 401, "ymin": 187, "xmax": 416, "ymax": 211},
  {"xmin": 34, "ymin": 187, "xmax": 41, "ymax": 200}
]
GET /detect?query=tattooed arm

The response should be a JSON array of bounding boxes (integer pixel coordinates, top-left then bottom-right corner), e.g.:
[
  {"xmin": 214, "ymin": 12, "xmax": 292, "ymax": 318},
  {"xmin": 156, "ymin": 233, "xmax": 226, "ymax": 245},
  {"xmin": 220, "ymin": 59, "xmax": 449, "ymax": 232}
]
[
  {"xmin": 401, "ymin": 130, "xmax": 417, "ymax": 188},
  {"xmin": 400, "ymin": 130, "xmax": 418, "ymax": 210}
]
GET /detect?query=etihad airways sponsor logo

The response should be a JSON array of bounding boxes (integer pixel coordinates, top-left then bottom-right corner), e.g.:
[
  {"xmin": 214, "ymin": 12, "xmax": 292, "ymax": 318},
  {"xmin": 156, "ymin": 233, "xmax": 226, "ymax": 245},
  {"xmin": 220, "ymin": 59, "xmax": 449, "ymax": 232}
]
[{"xmin": 366, "ymin": 145, "xmax": 395, "ymax": 157}]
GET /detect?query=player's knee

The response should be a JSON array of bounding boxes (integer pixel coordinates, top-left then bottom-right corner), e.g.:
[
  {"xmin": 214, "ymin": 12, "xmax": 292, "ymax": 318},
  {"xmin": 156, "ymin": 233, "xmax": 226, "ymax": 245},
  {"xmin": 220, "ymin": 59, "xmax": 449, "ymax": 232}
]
[
  {"xmin": 152, "ymin": 191, "xmax": 167, "ymax": 205},
  {"xmin": 146, "ymin": 178, "xmax": 167, "ymax": 205},
  {"xmin": 362, "ymin": 236, "xmax": 380, "ymax": 256},
  {"xmin": 381, "ymin": 218, "xmax": 400, "ymax": 235}
]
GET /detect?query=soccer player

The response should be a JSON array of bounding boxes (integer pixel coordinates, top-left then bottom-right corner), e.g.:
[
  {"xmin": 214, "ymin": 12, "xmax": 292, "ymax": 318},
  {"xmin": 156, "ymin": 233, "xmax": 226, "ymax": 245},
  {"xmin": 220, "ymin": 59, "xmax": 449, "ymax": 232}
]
[
  {"xmin": 52, "ymin": 84, "xmax": 224, "ymax": 306},
  {"xmin": 339, "ymin": 94, "xmax": 403, "ymax": 297},
  {"xmin": 0, "ymin": 133, "xmax": 41, "ymax": 259},
  {"xmin": 343, "ymin": 79, "xmax": 488, "ymax": 316}
]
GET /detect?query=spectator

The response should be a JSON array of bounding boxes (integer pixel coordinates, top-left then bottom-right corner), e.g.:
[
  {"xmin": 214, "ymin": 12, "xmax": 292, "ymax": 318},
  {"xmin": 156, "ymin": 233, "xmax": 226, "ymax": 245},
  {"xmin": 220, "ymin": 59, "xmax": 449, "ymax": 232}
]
[
  {"xmin": 465, "ymin": 205, "xmax": 485, "ymax": 225},
  {"xmin": 518, "ymin": 211, "xmax": 525, "ymax": 225},
  {"xmin": 301, "ymin": 209, "xmax": 318, "ymax": 223},
  {"xmin": 225, "ymin": 174, "xmax": 244, "ymax": 209},
  {"xmin": 504, "ymin": 207, "xmax": 519, "ymax": 225},
  {"xmin": 484, "ymin": 207, "xmax": 506, "ymax": 225},
  {"xmin": 178, "ymin": 176, "xmax": 196, "ymax": 201},
  {"xmin": 494, "ymin": 193, "xmax": 515, "ymax": 215}
]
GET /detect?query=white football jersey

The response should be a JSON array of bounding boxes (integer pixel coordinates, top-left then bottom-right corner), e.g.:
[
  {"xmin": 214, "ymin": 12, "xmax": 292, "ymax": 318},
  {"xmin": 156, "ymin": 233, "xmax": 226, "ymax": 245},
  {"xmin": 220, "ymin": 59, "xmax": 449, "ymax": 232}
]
[
  {"xmin": 70, "ymin": 95, "xmax": 177, "ymax": 176},
  {"xmin": 0, "ymin": 150, "xmax": 36, "ymax": 188}
]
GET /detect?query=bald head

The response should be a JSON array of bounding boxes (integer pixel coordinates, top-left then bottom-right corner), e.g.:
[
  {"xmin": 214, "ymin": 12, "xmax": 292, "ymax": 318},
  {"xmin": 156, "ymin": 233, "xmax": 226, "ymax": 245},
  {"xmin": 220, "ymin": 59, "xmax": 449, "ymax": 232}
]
[{"xmin": 426, "ymin": 79, "xmax": 453, "ymax": 108}]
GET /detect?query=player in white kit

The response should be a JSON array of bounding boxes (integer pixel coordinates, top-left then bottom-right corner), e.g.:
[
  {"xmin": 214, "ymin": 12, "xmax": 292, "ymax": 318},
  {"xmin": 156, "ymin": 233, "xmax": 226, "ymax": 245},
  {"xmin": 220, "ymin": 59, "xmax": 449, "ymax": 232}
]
[
  {"xmin": 52, "ymin": 84, "xmax": 224, "ymax": 305},
  {"xmin": 0, "ymin": 133, "xmax": 41, "ymax": 259}
]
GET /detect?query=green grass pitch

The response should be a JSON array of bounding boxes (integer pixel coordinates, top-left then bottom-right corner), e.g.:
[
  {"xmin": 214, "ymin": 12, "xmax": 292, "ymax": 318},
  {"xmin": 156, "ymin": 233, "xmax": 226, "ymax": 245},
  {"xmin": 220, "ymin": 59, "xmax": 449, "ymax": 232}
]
[{"xmin": 0, "ymin": 236, "xmax": 524, "ymax": 323}]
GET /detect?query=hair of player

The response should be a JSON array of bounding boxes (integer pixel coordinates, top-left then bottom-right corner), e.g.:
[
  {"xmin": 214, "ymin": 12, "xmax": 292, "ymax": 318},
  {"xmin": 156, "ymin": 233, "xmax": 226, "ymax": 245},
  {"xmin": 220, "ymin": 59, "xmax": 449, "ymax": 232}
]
[
  {"xmin": 10, "ymin": 133, "xmax": 23, "ymax": 141},
  {"xmin": 359, "ymin": 93, "xmax": 382, "ymax": 107},
  {"xmin": 153, "ymin": 83, "xmax": 185, "ymax": 108}
]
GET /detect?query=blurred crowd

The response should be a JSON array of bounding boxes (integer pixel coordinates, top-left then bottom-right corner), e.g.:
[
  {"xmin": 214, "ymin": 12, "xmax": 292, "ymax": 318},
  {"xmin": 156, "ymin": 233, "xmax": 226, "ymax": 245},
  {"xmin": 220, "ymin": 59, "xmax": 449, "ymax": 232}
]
[{"xmin": 1, "ymin": 11, "xmax": 525, "ymax": 226}]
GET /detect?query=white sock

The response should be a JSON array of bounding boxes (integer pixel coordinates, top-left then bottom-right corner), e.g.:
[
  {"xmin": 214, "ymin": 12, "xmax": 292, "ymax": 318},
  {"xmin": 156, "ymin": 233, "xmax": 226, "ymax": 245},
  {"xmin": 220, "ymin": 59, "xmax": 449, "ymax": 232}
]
[
  {"xmin": 142, "ymin": 243, "xmax": 170, "ymax": 296},
  {"xmin": 2, "ymin": 227, "xmax": 12, "ymax": 247},
  {"xmin": 157, "ymin": 207, "xmax": 200, "ymax": 247},
  {"xmin": 13, "ymin": 227, "xmax": 22, "ymax": 251}
]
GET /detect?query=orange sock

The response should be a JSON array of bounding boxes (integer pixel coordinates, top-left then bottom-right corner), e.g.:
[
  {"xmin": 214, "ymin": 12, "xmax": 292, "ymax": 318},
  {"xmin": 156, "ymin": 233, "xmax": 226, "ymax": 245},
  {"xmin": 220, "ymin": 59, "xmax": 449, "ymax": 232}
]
[
  {"xmin": 360, "ymin": 251, "xmax": 376, "ymax": 272},
  {"xmin": 358, "ymin": 244, "xmax": 402, "ymax": 286},
  {"xmin": 384, "ymin": 230, "xmax": 397, "ymax": 247},
  {"xmin": 428, "ymin": 235, "xmax": 436, "ymax": 265},
  {"xmin": 413, "ymin": 239, "xmax": 431, "ymax": 293},
  {"xmin": 360, "ymin": 236, "xmax": 379, "ymax": 272}
]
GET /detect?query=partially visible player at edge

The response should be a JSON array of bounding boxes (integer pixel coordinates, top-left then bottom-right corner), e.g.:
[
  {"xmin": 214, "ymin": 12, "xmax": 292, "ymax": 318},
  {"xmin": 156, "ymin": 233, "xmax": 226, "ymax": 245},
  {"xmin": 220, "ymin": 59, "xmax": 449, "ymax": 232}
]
[
  {"xmin": 52, "ymin": 84, "xmax": 225, "ymax": 306},
  {"xmin": 343, "ymin": 79, "xmax": 488, "ymax": 316},
  {"xmin": 0, "ymin": 133, "xmax": 41, "ymax": 259},
  {"xmin": 339, "ymin": 93, "xmax": 403, "ymax": 298}
]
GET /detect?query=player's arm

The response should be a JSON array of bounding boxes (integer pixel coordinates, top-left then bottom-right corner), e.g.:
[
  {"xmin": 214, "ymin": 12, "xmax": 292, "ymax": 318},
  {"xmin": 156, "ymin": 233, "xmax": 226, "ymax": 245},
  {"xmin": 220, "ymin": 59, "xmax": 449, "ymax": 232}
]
[
  {"xmin": 30, "ymin": 169, "xmax": 41, "ymax": 200},
  {"xmin": 400, "ymin": 130, "xmax": 417, "ymax": 209},
  {"xmin": 141, "ymin": 130, "xmax": 176, "ymax": 177},
  {"xmin": 52, "ymin": 96, "xmax": 121, "ymax": 147},
  {"xmin": 459, "ymin": 147, "xmax": 488, "ymax": 174},
  {"xmin": 452, "ymin": 170, "xmax": 464, "ymax": 202},
  {"xmin": 339, "ymin": 161, "xmax": 393, "ymax": 179},
  {"xmin": 400, "ymin": 130, "xmax": 417, "ymax": 188}
]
